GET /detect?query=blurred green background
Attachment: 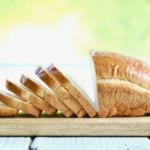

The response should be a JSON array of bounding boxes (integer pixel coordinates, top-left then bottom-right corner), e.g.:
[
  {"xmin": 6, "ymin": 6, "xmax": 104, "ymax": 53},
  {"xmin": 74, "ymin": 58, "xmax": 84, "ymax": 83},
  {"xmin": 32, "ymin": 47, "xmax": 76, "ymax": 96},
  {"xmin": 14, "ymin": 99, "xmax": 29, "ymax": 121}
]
[{"xmin": 0, "ymin": 0, "xmax": 150, "ymax": 63}]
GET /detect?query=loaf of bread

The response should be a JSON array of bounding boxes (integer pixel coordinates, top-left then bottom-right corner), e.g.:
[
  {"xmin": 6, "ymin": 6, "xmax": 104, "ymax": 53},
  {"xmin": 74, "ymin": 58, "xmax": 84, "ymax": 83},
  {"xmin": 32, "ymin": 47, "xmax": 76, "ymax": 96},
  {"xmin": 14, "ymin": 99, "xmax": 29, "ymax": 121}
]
[
  {"xmin": 92, "ymin": 51, "xmax": 150, "ymax": 117},
  {"xmin": 35, "ymin": 66, "xmax": 87, "ymax": 117},
  {"xmin": 47, "ymin": 64, "xmax": 97, "ymax": 117},
  {"xmin": 20, "ymin": 75, "xmax": 74, "ymax": 117},
  {"xmin": 6, "ymin": 80, "xmax": 57, "ymax": 116}
]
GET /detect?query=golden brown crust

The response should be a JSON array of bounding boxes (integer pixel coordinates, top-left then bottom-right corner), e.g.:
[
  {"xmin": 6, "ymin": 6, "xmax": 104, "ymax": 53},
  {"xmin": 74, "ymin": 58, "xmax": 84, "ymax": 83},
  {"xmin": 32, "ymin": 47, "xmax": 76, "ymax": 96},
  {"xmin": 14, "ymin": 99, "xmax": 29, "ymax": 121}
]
[
  {"xmin": 92, "ymin": 51, "xmax": 150, "ymax": 90},
  {"xmin": 6, "ymin": 80, "xmax": 57, "ymax": 116},
  {"xmin": 20, "ymin": 75, "xmax": 44, "ymax": 98},
  {"xmin": 98, "ymin": 79, "xmax": 150, "ymax": 117},
  {"xmin": 20, "ymin": 75, "xmax": 74, "ymax": 117},
  {"xmin": 0, "ymin": 106, "xmax": 18, "ymax": 117},
  {"xmin": 47, "ymin": 64, "xmax": 97, "ymax": 117},
  {"xmin": 35, "ymin": 66, "xmax": 60, "ymax": 90},
  {"xmin": 35, "ymin": 66, "xmax": 86, "ymax": 117},
  {"xmin": 0, "ymin": 92, "xmax": 41, "ymax": 117},
  {"xmin": 6, "ymin": 80, "xmax": 30, "ymax": 101},
  {"xmin": 47, "ymin": 64, "xmax": 68, "ymax": 85}
]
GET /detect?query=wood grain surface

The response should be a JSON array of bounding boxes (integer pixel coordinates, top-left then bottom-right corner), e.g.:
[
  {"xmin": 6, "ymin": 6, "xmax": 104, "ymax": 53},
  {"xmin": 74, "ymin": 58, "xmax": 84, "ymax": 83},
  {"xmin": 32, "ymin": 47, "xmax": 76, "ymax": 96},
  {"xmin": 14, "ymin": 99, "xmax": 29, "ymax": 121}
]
[{"xmin": 0, "ymin": 117, "xmax": 149, "ymax": 136}]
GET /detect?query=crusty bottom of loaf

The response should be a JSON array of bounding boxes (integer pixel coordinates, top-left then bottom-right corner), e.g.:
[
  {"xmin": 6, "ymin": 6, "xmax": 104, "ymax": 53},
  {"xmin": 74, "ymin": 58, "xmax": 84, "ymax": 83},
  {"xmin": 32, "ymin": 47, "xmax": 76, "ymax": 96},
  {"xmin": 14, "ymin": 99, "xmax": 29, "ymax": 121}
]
[{"xmin": 97, "ymin": 79, "xmax": 150, "ymax": 117}]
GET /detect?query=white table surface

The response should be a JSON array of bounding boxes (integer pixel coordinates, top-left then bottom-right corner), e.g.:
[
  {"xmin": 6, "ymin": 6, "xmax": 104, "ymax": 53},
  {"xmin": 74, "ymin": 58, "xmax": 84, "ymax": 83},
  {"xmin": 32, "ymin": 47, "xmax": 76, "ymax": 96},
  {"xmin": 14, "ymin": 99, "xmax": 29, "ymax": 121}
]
[{"xmin": 0, "ymin": 137, "xmax": 149, "ymax": 150}]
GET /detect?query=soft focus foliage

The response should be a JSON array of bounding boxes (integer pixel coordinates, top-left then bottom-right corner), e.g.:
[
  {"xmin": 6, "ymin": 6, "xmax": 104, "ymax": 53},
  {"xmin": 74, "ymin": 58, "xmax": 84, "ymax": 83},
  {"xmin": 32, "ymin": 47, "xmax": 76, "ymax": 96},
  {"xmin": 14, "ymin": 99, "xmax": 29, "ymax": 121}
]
[{"xmin": 0, "ymin": 0, "xmax": 150, "ymax": 62}]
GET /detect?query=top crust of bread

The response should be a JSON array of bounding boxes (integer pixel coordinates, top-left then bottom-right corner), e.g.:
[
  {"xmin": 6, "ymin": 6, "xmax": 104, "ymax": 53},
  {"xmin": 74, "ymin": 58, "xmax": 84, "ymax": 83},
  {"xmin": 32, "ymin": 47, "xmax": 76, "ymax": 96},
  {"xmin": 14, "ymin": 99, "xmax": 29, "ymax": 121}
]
[
  {"xmin": 20, "ymin": 75, "xmax": 45, "ymax": 98},
  {"xmin": 6, "ymin": 80, "xmax": 30, "ymax": 101},
  {"xmin": 92, "ymin": 51, "xmax": 150, "ymax": 90},
  {"xmin": 47, "ymin": 64, "xmax": 97, "ymax": 117},
  {"xmin": 35, "ymin": 66, "xmax": 61, "ymax": 90},
  {"xmin": 47, "ymin": 64, "xmax": 68, "ymax": 85}
]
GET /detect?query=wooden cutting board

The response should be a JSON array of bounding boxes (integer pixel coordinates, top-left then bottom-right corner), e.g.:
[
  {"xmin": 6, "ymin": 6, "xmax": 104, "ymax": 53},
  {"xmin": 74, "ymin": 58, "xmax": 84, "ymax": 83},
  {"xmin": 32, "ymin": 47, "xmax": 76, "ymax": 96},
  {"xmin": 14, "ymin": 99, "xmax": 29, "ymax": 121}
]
[{"xmin": 0, "ymin": 117, "xmax": 149, "ymax": 136}]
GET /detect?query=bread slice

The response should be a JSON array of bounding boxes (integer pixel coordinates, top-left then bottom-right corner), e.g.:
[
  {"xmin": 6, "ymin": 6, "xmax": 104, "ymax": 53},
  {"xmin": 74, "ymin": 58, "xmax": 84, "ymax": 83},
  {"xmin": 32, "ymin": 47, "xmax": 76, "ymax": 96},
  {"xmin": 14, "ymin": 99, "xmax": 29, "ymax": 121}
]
[
  {"xmin": 35, "ymin": 66, "xmax": 87, "ymax": 117},
  {"xmin": 0, "ymin": 106, "xmax": 18, "ymax": 117},
  {"xmin": 47, "ymin": 64, "xmax": 97, "ymax": 117},
  {"xmin": 92, "ymin": 51, "xmax": 150, "ymax": 117},
  {"xmin": 6, "ymin": 80, "xmax": 57, "ymax": 116},
  {"xmin": 0, "ymin": 91, "xmax": 41, "ymax": 117},
  {"xmin": 20, "ymin": 75, "xmax": 74, "ymax": 117},
  {"xmin": 20, "ymin": 75, "xmax": 45, "ymax": 98}
]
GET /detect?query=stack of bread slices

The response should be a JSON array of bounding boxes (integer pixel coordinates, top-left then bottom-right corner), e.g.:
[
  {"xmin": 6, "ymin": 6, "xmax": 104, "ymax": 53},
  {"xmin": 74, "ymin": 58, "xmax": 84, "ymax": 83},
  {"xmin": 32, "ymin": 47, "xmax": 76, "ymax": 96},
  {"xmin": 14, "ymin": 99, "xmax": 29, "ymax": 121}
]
[{"xmin": 0, "ymin": 64, "xmax": 97, "ymax": 117}]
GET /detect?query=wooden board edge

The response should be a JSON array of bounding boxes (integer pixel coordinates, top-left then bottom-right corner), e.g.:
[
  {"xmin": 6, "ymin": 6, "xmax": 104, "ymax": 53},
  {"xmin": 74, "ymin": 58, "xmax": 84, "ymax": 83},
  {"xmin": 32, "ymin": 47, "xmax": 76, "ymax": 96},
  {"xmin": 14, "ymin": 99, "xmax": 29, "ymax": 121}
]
[{"xmin": 0, "ymin": 117, "xmax": 149, "ymax": 136}]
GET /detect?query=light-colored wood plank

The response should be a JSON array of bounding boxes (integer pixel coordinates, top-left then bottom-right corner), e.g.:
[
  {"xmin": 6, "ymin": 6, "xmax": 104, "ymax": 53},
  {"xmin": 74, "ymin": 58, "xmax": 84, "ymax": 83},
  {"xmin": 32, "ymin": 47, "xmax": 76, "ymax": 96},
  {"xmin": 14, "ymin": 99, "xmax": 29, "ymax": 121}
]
[
  {"xmin": 0, "ymin": 137, "xmax": 31, "ymax": 150},
  {"xmin": 0, "ymin": 117, "xmax": 149, "ymax": 136},
  {"xmin": 31, "ymin": 137, "xmax": 150, "ymax": 150}
]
